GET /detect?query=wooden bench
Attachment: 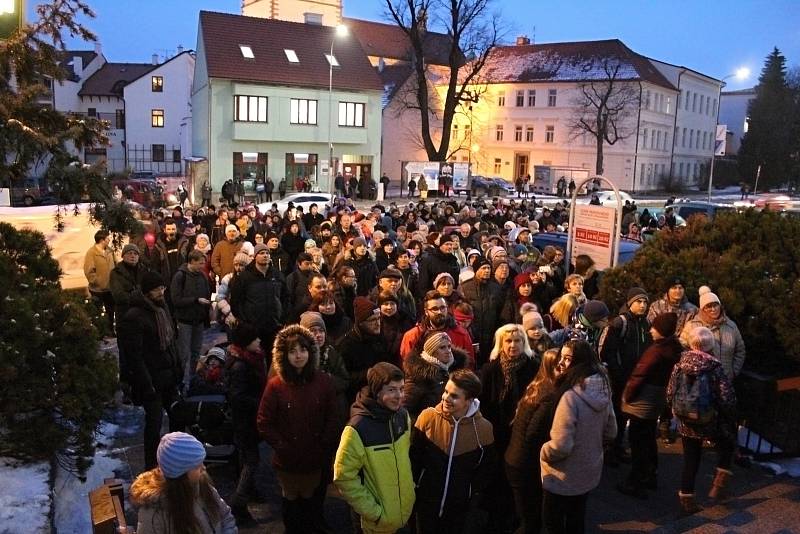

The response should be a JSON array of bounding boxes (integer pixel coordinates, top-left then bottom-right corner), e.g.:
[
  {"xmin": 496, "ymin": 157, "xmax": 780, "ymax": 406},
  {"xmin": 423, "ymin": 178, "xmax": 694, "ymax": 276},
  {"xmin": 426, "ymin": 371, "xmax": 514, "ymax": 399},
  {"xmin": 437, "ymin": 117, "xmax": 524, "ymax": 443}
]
[{"xmin": 90, "ymin": 478, "xmax": 128, "ymax": 534}]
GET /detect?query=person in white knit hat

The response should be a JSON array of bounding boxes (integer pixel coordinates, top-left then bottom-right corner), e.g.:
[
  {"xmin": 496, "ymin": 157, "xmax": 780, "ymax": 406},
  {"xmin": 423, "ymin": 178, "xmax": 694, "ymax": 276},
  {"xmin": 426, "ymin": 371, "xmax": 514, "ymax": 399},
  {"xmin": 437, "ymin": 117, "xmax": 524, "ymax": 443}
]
[{"xmin": 679, "ymin": 286, "xmax": 746, "ymax": 381}]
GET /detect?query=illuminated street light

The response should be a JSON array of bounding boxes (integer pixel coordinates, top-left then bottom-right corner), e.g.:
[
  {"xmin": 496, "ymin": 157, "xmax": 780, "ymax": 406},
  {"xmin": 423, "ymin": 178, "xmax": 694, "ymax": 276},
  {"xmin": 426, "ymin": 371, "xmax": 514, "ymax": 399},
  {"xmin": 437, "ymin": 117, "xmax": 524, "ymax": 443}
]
[{"xmin": 707, "ymin": 67, "xmax": 751, "ymax": 201}]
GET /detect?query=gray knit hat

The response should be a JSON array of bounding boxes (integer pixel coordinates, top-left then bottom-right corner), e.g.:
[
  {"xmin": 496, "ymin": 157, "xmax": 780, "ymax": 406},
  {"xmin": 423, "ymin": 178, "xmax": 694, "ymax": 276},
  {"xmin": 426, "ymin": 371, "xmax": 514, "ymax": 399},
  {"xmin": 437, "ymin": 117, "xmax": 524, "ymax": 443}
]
[
  {"xmin": 299, "ymin": 311, "xmax": 326, "ymax": 332},
  {"xmin": 157, "ymin": 432, "xmax": 206, "ymax": 479},
  {"xmin": 122, "ymin": 243, "xmax": 140, "ymax": 256}
]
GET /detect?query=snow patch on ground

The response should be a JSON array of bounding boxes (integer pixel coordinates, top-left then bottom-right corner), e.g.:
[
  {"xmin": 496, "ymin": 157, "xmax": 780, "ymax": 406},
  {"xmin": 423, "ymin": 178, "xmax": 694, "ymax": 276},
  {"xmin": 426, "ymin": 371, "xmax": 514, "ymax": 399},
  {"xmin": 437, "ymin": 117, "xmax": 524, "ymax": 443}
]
[
  {"xmin": 53, "ymin": 421, "xmax": 124, "ymax": 534},
  {"xmin": 0, "ymin": 458, "xmax": 51, "ymax": 534},
  {"xmin": 738, "ymin": 426, "xmax": 800, "ymax": 478}
]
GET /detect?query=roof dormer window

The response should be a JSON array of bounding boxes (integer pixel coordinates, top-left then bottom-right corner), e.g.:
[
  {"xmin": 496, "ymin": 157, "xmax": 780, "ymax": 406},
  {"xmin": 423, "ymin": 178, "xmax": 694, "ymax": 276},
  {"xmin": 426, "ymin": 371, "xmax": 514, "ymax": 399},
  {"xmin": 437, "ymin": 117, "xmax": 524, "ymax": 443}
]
[
  {"xmin": 325, "ymin": 54, "xmax": 339, "ymax": 67},
  {"xmin": 239, "ymin": 45, "xmax": 254, "ymax": 59},
  {"xmin": 284, "ymin": 49, "xmax": 299, "ymax": 63}
]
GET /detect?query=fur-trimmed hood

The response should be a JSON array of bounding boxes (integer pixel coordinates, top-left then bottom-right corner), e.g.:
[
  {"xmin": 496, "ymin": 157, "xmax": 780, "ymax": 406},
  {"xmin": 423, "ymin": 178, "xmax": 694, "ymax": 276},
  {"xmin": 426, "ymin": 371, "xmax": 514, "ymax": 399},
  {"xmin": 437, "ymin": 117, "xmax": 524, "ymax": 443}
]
[
  {"xmin": 271, "ymin": 324, "xmax": 320, "ymax": 384},
  {"xmin": 130, "ymin": 468, "xmax": 166, "ymax": 507}
]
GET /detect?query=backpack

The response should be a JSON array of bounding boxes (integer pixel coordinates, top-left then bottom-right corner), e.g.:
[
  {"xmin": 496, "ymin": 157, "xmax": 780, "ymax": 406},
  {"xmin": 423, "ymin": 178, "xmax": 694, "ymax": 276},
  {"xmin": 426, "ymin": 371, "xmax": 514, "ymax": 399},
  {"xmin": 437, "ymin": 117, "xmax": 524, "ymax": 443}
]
[{"xmin": 672, "ymin": 370, "xmax": 717, "ymax": 426}]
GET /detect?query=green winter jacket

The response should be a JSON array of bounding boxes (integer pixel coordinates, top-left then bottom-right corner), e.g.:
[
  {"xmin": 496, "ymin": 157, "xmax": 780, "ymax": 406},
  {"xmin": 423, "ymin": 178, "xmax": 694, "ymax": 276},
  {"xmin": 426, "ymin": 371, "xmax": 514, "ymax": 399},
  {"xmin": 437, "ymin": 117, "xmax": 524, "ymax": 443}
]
[{"xmin": 334, "ymin": 388, "xmax": 415, "ymax": 534}]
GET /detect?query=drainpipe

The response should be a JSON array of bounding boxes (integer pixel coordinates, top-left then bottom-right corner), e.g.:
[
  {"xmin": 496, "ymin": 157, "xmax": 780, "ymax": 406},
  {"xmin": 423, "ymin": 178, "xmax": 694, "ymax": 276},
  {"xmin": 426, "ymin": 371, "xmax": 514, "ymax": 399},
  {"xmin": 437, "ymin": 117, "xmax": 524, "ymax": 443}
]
[
  {"xmin": 631, "ymin": 81, "xmax": 643, "ymax": 192},
  {"xmin": 123, "ymin": 97, "xmax": 128, "ymax": 170},
  {"xmin": 668, "ymin": 69, "xmax": 685, "ymax": 182}
]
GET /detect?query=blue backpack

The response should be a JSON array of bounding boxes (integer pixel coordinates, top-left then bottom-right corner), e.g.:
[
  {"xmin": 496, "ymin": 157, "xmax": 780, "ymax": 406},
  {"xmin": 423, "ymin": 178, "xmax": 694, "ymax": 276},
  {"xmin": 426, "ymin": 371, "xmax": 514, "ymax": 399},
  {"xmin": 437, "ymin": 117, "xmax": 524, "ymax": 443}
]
[{"xmin": 672, "ymin": 370, "xmax": 717, "ymax": 426}]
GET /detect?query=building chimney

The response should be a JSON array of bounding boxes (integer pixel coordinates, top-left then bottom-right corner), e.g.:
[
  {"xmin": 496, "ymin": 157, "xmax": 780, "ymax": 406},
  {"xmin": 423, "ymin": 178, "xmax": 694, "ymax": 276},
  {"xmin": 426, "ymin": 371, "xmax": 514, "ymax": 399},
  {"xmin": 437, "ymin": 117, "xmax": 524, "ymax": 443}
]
[
  {"xmin": 516, "ymin": 35, "xmax": 530, "ymax": 46},
  {"xmin": 176, "ymin": 44, "xmax": 184, "ymax": 54},
  {"xmin": 378, "ymin": 57, "xmax": 385, "ymax": 73},
  {"xmin": 152, "ymin": 53, "xmax": 159, "ymax": 65},
  {"xmin": 72, "ymin": 56, "xmax": 83, "ymax": 78},
  {"xmin": 94, "ymin": 42, "xmax": 102, "ymax": 55}
]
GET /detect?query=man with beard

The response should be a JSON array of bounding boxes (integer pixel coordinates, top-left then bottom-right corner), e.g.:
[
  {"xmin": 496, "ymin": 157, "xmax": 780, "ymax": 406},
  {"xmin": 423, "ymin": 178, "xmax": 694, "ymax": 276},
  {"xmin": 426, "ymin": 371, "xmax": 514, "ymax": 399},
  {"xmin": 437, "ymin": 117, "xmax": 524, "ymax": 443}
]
[
  {"xmin": 400, "ymin": 291, "xmax": 475, "ymax": 365},
  {"xmin": 229, "ymin": 244, "xmax": 287, "ymax": 357},
  {"xmin": 417, "ymin": 237, "xmax": 460, "ymax": 294},
  {"xmin": 461, "ymin": 259, "xmax": 509, "ymax": 367},
  {"xmin": 117, "ymin": 271, "xmax": 183, "ymax": 470},
  {"xmin": 337, "ymin": 297, "xmax": 388, "ymax": 404},
  {"xmin": 211, "ymin": 224, "xmax": 244, "ymax": 280},
  {"xmin": 157, "ymin": 218, "xmax": 187, "ymax": 284}
]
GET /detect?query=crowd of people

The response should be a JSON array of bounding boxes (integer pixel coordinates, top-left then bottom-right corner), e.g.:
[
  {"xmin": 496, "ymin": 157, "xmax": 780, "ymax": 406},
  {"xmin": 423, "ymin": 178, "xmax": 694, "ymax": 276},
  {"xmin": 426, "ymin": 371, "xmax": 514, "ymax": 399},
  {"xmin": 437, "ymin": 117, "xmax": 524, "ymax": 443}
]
[{"xmin": 81, "ymin": 193, "xmax": 747, "ymax": 533}]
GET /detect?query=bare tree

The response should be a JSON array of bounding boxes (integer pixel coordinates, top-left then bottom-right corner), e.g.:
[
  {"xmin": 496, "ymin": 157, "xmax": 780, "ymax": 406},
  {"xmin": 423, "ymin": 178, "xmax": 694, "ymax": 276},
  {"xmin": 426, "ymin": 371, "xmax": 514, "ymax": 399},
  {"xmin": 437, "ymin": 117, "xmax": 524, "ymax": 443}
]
[
  {"xmin": 384, "ymin": 0, "xmax": 502, "ymax": 162},
  {"xmin": 568, "ymin": 58, "xmax": 641, "ymax": 175}
]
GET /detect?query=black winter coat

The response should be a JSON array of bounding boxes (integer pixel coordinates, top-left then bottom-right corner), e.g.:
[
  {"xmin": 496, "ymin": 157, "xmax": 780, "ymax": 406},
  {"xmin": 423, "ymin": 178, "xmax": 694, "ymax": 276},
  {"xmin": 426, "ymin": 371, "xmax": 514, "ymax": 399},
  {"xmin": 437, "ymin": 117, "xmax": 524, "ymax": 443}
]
[
  {"xmin": 346, "ymin": 255, "xmax": 379, "ymax": 297},
  {"xmin": 109, "ymin": 262, "xmax": 148, "ymax": 319},
  {"xmin": 504, "ymin": 388, "xmax": 556, "ymax": 472},
  {"xmin": 226, "ymin": 345, "xmax": 267, "ymax": 443},
  {"xmin": 599, "ymin": 310, "xmax": 652, "ymax": 387},
  {"xmin": 479, "ymin": 356, "xmax": 539, "ymax": 454},
  {"xmin": 418, "ymin": 248, "xmax": 460, "ymax": 293},
  {"xmin": 169, "ymin": 265, "xmax": 211, "ymax": 324},
  {"xmin": 229, "ymin": 263, "xmax": 287, "ymax": 337},
  {"xmin": 268, "ymin": 245, "xmax": 292, "ymax": 276},
  {"xmin": 117, "ymin": 300, "xmax": 182, "ymax": 405},
  {"xmin": 461, "ymin": 278, "xmax": 509, "ymax": 365},
  {"xmin": 337, "ymin": 328, "xmax": 388, "ymax": 404}
]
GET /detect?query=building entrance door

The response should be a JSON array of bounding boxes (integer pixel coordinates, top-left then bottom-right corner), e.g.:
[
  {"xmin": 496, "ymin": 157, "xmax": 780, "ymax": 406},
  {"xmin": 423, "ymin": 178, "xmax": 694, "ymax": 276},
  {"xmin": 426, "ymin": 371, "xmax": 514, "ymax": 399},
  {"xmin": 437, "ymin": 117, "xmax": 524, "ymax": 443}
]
[
  {"xmin": 285, "ymin": 153, "xmax": 318, "ymax": 191},
  {"xmin": 514, "ymin": 153, "xmax": 529, "ymax": 179}
]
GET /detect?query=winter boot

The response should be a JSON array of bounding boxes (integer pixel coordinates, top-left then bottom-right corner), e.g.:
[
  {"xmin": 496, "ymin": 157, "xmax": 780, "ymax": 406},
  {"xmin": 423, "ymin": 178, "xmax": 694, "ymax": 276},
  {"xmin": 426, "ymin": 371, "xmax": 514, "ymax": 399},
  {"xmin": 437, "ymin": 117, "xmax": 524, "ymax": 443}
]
[
  {"xmin": 678, "ymin": 492, "xmax": 703, "ymax": 515},
  {"xmin": 708, "ymin": 468, "xmax": 733, "ymax": 500}
]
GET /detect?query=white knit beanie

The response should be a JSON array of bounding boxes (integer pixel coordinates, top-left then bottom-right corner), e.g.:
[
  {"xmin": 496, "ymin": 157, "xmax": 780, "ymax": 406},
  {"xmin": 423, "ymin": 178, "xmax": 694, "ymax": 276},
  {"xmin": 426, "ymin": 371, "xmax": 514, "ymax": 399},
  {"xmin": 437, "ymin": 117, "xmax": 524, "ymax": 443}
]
[{"xmin": 698, "ymin": 285, "xmax": 720, "ymax": 309}]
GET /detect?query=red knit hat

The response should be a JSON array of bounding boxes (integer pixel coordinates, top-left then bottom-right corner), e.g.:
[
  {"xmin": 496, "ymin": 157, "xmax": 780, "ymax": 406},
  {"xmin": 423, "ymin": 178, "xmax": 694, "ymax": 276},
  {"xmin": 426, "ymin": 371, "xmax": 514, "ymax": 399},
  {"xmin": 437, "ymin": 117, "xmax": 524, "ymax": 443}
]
[{"xmin": 353, "ymin": 296, "xmax": 378, "ymax": 324}]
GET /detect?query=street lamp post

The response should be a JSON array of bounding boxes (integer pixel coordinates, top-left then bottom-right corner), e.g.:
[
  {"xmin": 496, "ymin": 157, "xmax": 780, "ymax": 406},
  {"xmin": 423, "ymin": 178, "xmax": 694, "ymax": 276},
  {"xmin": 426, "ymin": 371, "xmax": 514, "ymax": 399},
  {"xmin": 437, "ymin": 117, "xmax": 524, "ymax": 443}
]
[
  {"xmin": 328, "ymin": 24, "xmax": 348, "ymax": 195},
  {"xmin": 707, "ymin": 67, "xmax": 750, "ymax": 201}
]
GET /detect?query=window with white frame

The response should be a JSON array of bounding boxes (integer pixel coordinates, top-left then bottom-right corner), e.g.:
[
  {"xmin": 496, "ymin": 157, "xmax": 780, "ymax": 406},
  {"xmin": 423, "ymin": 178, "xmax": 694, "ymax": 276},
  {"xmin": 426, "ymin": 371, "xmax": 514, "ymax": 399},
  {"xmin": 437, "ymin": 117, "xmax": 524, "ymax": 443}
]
[
  {"xmin": 679, "ymin": 162, "xmax": 684, "ymax": 178},
  {"xmin": 290, "ymin": 98, "xmax": 318, "ymax": 124},
  {"xmin": 284, "ymin": 49, "xmax": 299, "ymax": 63},
  {"xmin": 695, "ymin": 131, "xmax": 700, "ymax": 149},
  {"xmin": 685, "ymin": 91, "xmax": 690, "ymax": 110},
  {"xmin": 151, "ymin": 76, "xmax": 163, "ymax": 92},
  {"xmin": 640, "ymin": 163, "xmax": 646, "ymax": 185},
  {"xmin": 655, "ymin": 130, "xmax": 660, "ymax": 150},
  {"xmin": 645, "ymin": 90, "xmax": 651, "ymax": 110},
  {"xmin": 497, "ymin": 92, "xmax": 505, "ymax": 106},
  {"xmin": 152, "ymin": 144, "xmax": 165, "ymax": 162},
  {"xmin": 235, "ymin": 95, "xmax": 268, "ymax": 122},
  {"xmin": 495, "ymin": 124, "xmax": 504, "ymax": 141},
  {"xmin": 514, "ymin": 125, "xmax": 523, "ymax": 142},
  {"xmin": 712, "ymin": 98, "xmax": 717, "ymax": 116},
  {"xmin": 702, "ymin": 131, "xmax": 707, "ymax": 149},
  {"xmin": 527, "ymin": 90, "xmax": 536, "ymax": 106},
  {"xmin": 339, "ymin": 101, "xmax": 365, "ymax": 127},
  {"xmin": 677, "ymin": 91, "xmax": 682, "ymax": 109},
  {"xmin": 493, "ymin": 158, "xmax": 502, "ymax": 174},
  {"xmin": 692, "ymin": 93, "xmax": 697, "ymax": 112},
  {"xmin": 525, "ymin": 126, "xmax": 534, "ymax": 142},
  {"xmin": 545, "ymin": 125, "xmax": 554, "ymax": 143},
  {"xmin": 547, "ymin": 89, "xmax": 557, "ymax": 107},
  {"xmin": 642, "ymin": 128, "xmax": 648, "ymax": 148},
  {"xmin": 682, "ymin": 127, "xmax": 687, "ymax": 147},
  {"xmin": 516, "ymin": 91, "xmax": 524, "ymax": 107},
  {"xmin": 689, "ymin": 129, "xmax": 694, "ymax": 148},
  {"xmin": 666, "ymin": 96, "xmax": 672, "ymax": 114}
]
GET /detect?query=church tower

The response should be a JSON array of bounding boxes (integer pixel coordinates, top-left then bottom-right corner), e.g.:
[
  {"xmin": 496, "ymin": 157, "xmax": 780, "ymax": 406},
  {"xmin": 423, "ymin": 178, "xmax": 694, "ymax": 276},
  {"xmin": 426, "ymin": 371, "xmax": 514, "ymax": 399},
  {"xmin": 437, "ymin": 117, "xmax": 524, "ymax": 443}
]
[{"xmin": 241, "ymin": 0, "xmax": 343, "ymax": 26}]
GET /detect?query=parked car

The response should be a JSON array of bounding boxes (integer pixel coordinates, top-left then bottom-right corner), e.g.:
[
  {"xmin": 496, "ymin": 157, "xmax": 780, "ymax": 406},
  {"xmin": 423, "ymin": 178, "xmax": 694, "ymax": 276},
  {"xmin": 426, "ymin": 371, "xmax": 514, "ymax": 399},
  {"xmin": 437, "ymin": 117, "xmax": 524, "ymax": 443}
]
[
  {"xmin": 470, "ymin": 175, "xmax": 494, "ymax": 196},
  {"xmin": 531, "ymin": 231, "xmax": 641, "ymax": 266},
  {"xmin": 257, "ymin": 192, "xmax": 335, "ymax": 215},
  {"xmin": 645, "ymin": 207, "xmax": 687, "ymax": 227},
  {"xmin": 112, "ymin": 179, "xmax": 159, "ymax": 206},
  {"xmin": 491, "ymin": 177, "xmax": 516, "ymax": 194},
  {"xmin": 9, "ymin": 178, "xmax": 48, "ymax": 207},
  {"xmin": 665, "ymin": 200, "xmax": 736, "ymax": 221},
  {"xmin": 129, "ymin": 171, "xmax": 158, "ymax": 181}
]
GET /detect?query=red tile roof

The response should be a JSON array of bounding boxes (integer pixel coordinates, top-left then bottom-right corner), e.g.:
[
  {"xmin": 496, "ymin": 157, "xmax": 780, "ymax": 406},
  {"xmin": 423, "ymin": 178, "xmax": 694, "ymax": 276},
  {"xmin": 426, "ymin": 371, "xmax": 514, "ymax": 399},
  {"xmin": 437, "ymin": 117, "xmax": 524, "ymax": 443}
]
[
  {"xmin": 78, "ymin": 62, "xmax": 156, "ymax": 97},
  {"xmin": 480, "ymin": 39, "xmax": 677, "ymax": 90},
  {"xmin": 199, "ymin": 11, "xmax": 383, "ymax": 92},
  {"xmin": 343, "ymin": 17, "xmax": 454, "ymax": 67}
]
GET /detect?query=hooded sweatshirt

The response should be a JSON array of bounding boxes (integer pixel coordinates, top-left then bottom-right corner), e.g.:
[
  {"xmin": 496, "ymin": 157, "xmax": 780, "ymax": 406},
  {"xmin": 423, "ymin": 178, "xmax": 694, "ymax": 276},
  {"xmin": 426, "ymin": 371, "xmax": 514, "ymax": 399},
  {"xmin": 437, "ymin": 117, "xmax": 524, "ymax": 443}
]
[
  {"xmin": 540, "ymin": 374, "xmax": 617, "ymax": 496},
  {"xmin": 411, "ymin": 399, "xmax": 496, "ymax": 519}
]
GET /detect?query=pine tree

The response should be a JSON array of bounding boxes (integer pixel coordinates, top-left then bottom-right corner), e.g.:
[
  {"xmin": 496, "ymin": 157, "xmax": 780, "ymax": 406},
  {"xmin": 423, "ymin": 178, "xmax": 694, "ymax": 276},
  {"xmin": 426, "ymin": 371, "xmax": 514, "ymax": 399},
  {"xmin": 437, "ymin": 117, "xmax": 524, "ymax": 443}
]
[
  {"xmin": 0, "ymin": 222, "xmax": 116, "ymax": 477},
  {"xmin": 738, "ymin": 48, "xmax": 797, "ymax": 190},
  {"xmin": 599, "ymin": 210, "xmax": 800, "ymax": 375}
]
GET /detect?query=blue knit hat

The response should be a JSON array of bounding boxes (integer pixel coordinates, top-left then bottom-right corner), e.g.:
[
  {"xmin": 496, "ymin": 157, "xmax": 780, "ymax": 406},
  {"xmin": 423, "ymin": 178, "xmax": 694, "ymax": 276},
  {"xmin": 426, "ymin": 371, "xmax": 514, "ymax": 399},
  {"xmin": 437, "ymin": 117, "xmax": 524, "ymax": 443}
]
[{"xmin": 157, "ymin": 432, "xmax": 206, "ymax": 478}]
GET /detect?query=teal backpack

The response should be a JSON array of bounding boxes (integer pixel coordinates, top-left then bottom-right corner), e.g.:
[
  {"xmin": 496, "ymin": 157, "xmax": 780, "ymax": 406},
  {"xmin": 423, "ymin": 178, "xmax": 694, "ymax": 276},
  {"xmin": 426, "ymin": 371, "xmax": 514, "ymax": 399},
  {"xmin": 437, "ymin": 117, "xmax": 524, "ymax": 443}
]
[{"xmin": 672, "ymin": 370, "xmax": 717, "ymax": 426}]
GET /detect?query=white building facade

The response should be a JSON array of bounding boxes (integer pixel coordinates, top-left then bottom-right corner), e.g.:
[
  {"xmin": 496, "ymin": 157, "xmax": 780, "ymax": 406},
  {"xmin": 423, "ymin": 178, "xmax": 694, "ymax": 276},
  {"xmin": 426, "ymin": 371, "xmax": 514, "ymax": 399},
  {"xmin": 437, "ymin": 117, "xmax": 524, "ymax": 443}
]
[{"xmin": 123, "ymin": 51, "xmax": 195, "ymax": 174}]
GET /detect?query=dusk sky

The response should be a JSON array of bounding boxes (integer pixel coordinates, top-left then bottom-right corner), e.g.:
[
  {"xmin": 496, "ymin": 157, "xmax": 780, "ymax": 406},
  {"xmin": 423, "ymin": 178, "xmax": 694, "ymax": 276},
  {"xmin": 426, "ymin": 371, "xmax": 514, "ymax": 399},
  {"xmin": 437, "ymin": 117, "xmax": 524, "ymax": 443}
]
[{"xmin": 39, "ymin": 0, "xmax": 800, "ymax": 91}]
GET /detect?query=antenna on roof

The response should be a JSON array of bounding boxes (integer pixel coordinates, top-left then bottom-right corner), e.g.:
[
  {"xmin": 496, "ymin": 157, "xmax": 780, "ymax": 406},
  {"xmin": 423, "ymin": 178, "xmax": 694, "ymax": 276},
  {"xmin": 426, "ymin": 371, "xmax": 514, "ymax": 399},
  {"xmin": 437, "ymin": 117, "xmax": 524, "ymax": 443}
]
[{"xmin": 531, "ymin": 26, "xmax": 536, "ymax": 45}]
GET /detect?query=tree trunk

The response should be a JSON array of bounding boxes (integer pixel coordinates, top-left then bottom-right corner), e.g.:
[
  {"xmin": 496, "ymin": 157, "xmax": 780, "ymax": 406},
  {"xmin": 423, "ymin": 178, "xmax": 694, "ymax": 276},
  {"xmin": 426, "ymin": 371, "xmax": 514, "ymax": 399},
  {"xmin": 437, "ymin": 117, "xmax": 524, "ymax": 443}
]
[{"xmin": 595, "ymin": 135, "xmax": 605, "ymax": 175}]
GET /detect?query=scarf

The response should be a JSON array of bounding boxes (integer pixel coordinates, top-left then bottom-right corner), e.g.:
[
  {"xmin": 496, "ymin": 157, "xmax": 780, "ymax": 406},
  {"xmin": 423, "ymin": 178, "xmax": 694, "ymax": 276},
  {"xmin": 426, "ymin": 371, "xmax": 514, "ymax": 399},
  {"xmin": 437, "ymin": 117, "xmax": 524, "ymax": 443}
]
[
  {"xmin": 421, "ymin": 351, "xmax": 454, "ymax": 371},
  {"xmin": 143, "ymin": 297, "xmax": 174, "ymax": 351},
  {"xmin": 499, "ymin": 352, "xmax": 527, "ymax": 401}
]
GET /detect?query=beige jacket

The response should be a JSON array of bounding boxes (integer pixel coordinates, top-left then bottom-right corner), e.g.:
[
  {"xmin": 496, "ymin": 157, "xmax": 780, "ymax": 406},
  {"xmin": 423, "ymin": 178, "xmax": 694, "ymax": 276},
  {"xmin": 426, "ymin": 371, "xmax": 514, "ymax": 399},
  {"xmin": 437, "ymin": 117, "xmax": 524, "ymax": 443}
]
[{"xmin": 83, "ymin": 245, "xmax": 116, "ymax": 292}]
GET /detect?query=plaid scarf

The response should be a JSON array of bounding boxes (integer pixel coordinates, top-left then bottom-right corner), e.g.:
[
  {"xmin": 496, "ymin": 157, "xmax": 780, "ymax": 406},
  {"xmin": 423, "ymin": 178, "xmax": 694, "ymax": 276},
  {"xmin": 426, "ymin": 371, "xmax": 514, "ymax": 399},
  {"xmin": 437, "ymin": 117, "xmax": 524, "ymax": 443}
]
[{"xmin": 143, "ymin": 297, "xmax": 174, "ymax": 352}]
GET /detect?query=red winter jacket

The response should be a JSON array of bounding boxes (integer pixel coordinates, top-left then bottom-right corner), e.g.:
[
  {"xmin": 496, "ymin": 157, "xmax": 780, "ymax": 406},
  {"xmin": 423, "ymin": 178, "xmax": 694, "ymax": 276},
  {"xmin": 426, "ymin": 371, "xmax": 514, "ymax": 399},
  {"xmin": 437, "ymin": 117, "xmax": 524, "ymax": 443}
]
[{"xmin": 400, "ymin": 322, "xmax": 475, "ymax": 368}]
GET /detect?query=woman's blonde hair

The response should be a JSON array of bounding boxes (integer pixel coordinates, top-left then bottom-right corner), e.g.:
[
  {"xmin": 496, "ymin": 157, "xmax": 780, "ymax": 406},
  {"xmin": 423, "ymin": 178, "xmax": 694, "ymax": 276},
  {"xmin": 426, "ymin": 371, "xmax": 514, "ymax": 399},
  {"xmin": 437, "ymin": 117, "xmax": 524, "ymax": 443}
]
[
  {"xmin": 514, "ymin": 348, "xmax": 560, "ymax": 421},
  {"xmin": 549, "ymin": 293, "xmax": 579, "ymax": 327},
  {"xmin": 489, "ymin": 323, "xmax": 533, "ymax": 361}
]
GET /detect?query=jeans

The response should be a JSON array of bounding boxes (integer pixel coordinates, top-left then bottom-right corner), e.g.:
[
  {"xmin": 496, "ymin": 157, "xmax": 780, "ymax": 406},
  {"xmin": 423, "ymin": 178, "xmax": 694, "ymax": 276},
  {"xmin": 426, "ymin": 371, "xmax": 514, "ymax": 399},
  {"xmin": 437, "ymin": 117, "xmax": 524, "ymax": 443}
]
[
  {"xmin": 177, "ymin": 322, "xmax": 204, "ymax": 387},
  {"xmin": 542, "ymin": 490, "xmax": 588, "ymax": 534},
  {"xmin": 143, "ymin": 387, "xmax": 180, "ymax": 470},
  {"xmin": 231, "ymin": 435, "xmax": 260, "ymax": 506},
  {"xmin": 627, "ymin": 416, "xmax": 658, "ymax": 486},
  {"xmin": 680, "ymin": 435, "xmax": 734, "ymax": 493}
]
